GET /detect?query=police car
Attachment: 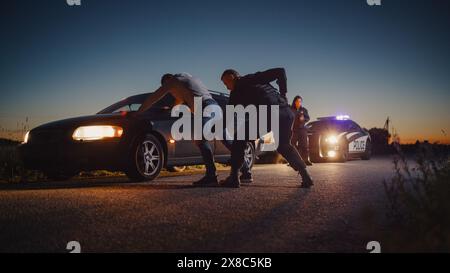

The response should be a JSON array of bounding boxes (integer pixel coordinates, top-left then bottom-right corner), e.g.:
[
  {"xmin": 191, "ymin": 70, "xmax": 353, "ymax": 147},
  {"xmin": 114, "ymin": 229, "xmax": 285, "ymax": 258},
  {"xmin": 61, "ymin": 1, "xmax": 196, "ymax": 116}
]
[{"xmin": 307, "ymin": 115, "xmax": 371, "ymax": 162}]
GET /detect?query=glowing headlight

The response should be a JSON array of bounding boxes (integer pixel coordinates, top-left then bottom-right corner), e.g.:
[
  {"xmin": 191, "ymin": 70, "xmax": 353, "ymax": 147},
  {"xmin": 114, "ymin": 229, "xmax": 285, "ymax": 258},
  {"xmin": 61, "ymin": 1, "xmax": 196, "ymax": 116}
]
[
  {"xmin": 327, "ymin": 151, "xmax": 337, "ymax": 157},
  {"xmin": 23, "ymin": 131, "xmax": 30, "ymax": 144},
  {"xmin": 325, "ymin": 135, "xmax": 338, "ymax": 144},
  {"xmin": 72, "ymin": 125, "xmax": 123, "ymax": 141}
]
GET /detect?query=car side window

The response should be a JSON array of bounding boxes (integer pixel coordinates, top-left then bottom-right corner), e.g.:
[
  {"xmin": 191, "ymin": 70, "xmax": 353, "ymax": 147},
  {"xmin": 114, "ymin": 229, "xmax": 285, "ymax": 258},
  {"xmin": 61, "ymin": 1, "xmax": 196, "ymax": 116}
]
[{"xmin": 112, "ymin": 103, "xmax": 141, "ymax": 113}]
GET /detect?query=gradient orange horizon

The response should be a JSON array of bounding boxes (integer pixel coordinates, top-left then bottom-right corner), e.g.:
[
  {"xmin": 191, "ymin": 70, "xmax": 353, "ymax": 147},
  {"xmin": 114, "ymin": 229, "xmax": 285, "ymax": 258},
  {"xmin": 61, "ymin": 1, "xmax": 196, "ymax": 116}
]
[{"xmin": 1, "ymin": 116, "xmax": 448, "ymax": 145}]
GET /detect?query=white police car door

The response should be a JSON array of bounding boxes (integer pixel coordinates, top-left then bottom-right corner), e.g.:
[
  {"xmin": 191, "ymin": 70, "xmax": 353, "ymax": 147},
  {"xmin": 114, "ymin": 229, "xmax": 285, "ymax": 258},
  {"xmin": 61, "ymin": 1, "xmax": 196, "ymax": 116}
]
[
  {"xmin": 345, "ymin": 122, "xmax": 368, "ymax": 153},
  {"xmin": 347, "ymin": 133, "xmax": 368, "ymax": 153}
]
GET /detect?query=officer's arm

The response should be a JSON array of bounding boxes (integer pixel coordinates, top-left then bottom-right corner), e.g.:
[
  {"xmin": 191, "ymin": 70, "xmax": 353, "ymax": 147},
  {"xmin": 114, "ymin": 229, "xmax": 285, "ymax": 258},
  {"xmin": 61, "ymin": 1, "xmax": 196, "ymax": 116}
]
[
  {"xmin": 137, "ymin": 84, "xmax": 171, "ymax": 114},
  {"xmin": 227, "ymin": 91, "xmax": 238, "ymax": 106},
  {"xmin": 244, "ymin": 68, "xmax": 288, "ymax": 96},
  {"xmin": 304, "ymin": 108, "xmax": 310, "ymax": 123}
]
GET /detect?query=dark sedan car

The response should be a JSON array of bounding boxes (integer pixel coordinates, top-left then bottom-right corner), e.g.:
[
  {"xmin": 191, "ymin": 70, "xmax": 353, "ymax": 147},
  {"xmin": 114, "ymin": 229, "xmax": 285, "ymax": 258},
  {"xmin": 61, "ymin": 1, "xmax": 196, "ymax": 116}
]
[
  {"xmin": 19, "ymin": 91, "xmax": 256, "ymax": 181},
  {"xmin": 307, "ymin": 115, "xmax": 372, "ymax": 163}
]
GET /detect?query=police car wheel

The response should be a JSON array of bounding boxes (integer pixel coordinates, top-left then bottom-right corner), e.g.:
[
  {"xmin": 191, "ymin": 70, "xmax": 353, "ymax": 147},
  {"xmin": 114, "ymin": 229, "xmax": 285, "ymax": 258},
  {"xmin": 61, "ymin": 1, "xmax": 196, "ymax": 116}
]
[
  {"xmin": 310, "ymin": 155, "xmax": 324, "ymax": 163},
  {"xmin": 337, "ymin": 146, "xmax": 349, "ymax": 163}
]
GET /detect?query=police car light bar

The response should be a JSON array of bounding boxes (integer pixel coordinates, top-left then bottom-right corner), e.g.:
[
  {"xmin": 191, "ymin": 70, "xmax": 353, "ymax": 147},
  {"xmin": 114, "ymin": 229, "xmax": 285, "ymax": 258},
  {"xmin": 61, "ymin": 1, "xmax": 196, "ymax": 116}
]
[
  {"xmin": 336, "ymin": 115, "xmax": 350, "ymax": 120},
  {"xmin": 317, "ymin": 115, "xmax": 350, "ymax": 121}
]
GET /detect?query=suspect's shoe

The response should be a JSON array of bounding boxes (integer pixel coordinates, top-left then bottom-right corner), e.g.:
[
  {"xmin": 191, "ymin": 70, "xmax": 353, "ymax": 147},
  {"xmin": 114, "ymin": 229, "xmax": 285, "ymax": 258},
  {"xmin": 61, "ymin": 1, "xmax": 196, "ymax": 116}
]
[
  {"xmin": 220, "ymin": 176, "xmax": 240, "ymax": 188},
  {"xmin": 239, "ymin": 172, "xmax": 253, "ymax": 183},
  {"xmin": 305, "ymin": 160, "xmax": 313, "ymax": 166},
  {"xmin": 193, "ymin": 175, "xmax": 219, "ymax": 187}
]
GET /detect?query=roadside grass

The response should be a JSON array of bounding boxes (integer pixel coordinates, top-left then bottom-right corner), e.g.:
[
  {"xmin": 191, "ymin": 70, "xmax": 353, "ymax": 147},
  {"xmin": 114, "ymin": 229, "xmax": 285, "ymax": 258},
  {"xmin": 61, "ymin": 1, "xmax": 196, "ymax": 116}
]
[
  {"xmin": 368, "ymin": 141, "xmax": 450, "ymax": 252},
  {"xmin": 0, "ymin": 141, "xmax": 45, "ymax": 183}
]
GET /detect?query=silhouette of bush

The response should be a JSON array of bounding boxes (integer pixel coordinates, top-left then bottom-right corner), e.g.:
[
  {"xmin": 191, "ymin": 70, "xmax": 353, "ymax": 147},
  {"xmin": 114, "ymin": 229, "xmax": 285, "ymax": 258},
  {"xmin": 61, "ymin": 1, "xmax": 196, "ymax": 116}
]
[
  {"xmin": 381, "ymin": 141, "xmax": 450, "ymax": 252},
  {"xmin": 368, "ymin": 127, "xmax": 392, "ymax": 155},
  {"xmin": 0, "ymin": 141, "xmax": 45, "ymax": 182}
]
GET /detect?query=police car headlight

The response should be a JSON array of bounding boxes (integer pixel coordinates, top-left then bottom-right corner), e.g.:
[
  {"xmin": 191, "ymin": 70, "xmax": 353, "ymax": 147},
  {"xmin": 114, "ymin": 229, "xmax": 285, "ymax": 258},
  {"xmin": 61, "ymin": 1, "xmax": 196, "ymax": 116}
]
[
  {"xmin": 325, "ymin": 135, "xmax": 338, "ymax": 144},
  {"xmin": 327, "ymin": 151, "xmax": 337, "ymax": 157}
]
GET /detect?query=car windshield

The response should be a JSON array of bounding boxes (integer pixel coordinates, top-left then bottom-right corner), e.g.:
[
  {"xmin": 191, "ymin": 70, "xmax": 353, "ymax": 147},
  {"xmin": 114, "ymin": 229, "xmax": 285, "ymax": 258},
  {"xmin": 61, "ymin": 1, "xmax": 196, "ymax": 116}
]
[
  {"xmin": 307, "ymin": 120, "xmax": 353, "ymax": 132},
  {"xmin": 97, "ymin": 93, "xmax": 175, "ymax": 114}
]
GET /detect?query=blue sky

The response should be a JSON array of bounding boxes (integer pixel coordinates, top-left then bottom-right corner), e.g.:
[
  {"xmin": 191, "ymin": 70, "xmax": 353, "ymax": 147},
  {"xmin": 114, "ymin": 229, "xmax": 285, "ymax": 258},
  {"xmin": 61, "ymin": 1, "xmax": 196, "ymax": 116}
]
[{"xmin": 1, "ymin": 0, "xmax": 449, "ymax": 142}]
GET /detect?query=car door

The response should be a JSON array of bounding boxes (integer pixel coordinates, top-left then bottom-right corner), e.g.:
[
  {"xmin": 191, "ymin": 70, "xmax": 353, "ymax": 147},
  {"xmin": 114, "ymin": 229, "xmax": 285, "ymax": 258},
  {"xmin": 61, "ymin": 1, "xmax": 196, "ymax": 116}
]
[
  {"xmin": 347, "ymin": 122, "xmax": 368, "ymax": 154},
  {"xmin": 145, "ymin": 94, "xmax": 178, "ymax": 158},
  {"xmin": 171, "ymin": 114, "xmax": 209, "ymax": 159},
  {"xmin": 211, "ymin": 95, "xmax": 231, "ymax": 157}
]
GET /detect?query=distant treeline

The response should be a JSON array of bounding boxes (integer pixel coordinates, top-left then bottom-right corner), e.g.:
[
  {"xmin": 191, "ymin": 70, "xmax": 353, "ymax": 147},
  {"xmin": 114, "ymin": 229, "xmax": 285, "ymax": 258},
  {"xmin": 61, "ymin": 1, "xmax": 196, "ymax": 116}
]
[
  {"xmin": 0, "ymin": 138, "xmax": 21, "ymax": 146},
  {"xmin": 367, "ymin": 127, "xmax": 449, "ymax": 155}
]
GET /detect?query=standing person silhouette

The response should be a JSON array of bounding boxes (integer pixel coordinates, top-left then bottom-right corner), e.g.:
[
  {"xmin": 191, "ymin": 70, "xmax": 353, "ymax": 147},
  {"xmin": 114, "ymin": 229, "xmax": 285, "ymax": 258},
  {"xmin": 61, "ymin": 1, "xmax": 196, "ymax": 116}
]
[{"xmin": 291, "ymin": 95, "xmax": 312, "ymax": 166}]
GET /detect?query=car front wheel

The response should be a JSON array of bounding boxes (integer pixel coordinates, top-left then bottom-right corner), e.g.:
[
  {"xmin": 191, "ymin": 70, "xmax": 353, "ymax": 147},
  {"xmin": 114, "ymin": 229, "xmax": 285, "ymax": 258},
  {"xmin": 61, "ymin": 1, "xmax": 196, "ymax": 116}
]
[
  {"xmin": 244, "ymin": 142, "xmax": 256, "ymax": 169},
  {"xmin": 125, "ymin": 134, "xmax": 164, "ymax": 182}
]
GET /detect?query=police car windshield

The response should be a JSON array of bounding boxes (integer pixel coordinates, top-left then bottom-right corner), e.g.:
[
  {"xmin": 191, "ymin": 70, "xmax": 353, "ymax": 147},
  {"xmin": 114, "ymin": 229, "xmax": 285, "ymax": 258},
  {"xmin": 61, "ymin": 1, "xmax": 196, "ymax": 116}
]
[{"xmin": 308, "ymin": 120, "xmax": 353, "ymax": 131}]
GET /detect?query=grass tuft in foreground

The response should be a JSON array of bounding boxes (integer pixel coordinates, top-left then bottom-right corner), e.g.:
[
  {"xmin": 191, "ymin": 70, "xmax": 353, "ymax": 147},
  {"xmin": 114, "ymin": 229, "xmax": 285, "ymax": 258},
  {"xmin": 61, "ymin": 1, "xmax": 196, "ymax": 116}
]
[{"xmin": 381, "ymin": 141, "xmax": 450, "ymax": 252}]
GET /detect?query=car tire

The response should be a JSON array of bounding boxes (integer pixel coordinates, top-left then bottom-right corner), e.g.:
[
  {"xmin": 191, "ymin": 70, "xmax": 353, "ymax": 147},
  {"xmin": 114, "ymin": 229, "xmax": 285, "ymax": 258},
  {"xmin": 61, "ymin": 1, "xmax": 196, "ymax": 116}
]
[
  {"xmin": 166, "ymin": 166, "xmax": 186, "ymax": 172},
  {"xmin": 244, "ymin": 142, "xmax": 256, "ymax": 170},
  {"xmin": 310, "ymin": 156, "xmax": 325, "ymax": 163},
  {"xmin": 125, "ymin": 134, "xmax": 164, "ymax": 182},
  {"xmin": 361, "ymin": 140, "xmax": 372, "ymax": 160},
  {"xmin": 337, "ymin": 144, "xmax": 349, "ymax": 163}
]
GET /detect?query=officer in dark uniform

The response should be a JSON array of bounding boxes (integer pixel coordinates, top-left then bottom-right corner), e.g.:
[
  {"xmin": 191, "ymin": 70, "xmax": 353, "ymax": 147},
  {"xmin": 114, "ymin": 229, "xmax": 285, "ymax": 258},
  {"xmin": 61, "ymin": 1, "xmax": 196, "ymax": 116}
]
[
  {"xmin": 291, "ymin": 95, "xmax": 312, "ymax": 166},
  {"xmin": 219, "ymin": 68, "xmax": 314, "ymax": 188}
]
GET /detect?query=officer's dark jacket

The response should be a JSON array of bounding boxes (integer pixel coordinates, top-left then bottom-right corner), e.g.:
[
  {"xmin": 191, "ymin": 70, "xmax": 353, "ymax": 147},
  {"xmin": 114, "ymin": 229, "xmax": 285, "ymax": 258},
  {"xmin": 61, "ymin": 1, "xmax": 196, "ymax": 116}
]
[
  {"xmin": 291, "ymin": 107, "xmax": 310, "ymax": 131},
  {"xmin": 228, "ymin": 68, "xmax": 289, "ymax": 108},
  {"xmin": 227, "ymin": 68, "xmax": 289, "ymax": 139}
]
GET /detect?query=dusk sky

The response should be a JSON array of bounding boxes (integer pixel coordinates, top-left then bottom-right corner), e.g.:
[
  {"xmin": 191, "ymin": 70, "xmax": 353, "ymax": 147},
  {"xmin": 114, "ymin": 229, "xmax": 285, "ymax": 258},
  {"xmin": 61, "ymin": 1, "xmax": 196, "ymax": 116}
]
[{"xmin": 1, "ymin": 0, "xmax": 449, "ymax": 143}]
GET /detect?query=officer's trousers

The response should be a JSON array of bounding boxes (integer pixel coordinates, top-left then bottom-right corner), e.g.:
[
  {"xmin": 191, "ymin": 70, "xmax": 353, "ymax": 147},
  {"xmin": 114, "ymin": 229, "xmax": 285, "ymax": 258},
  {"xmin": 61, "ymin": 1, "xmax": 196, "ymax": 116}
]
[
  {"xmin": 230, "ymin": 106, "xmax": 307, "ymax": 175},
  {"xmin": 291, "ymin": 129, "xmax": 309, "ymax": 161}
]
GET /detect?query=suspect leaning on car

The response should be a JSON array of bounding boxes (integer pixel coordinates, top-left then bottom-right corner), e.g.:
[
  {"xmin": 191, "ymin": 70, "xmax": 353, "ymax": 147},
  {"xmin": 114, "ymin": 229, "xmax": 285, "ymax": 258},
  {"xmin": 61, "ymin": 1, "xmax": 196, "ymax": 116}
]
[{"xmin": 136, "ymin": 73, "xmax": 222, "ymax": 187}]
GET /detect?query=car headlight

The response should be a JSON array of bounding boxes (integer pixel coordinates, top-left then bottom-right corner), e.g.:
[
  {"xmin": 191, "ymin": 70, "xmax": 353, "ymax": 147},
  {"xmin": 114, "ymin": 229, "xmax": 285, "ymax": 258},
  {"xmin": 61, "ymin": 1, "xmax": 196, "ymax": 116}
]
[
  {"xmin": 72, "ymin": 125, "xmax": 123, "ymax": 141},
  {"xmin": 325, "ymin": 135, "xmax": 338, "ymax": 144},
  {"xmin": 23, "ymin": 131, "xmax": 30, "ymax": 144},
  {"xmin": 327, "ymin": 151, "xmax": 337, "ymax": 157}
]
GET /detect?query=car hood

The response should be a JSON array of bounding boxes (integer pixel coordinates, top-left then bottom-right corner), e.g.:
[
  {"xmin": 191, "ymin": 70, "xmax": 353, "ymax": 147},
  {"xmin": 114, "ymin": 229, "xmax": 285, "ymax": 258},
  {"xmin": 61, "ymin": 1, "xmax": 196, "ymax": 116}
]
[{"xmin": 32, "ymin": 113, "xmax": 127, "ymax": 131}]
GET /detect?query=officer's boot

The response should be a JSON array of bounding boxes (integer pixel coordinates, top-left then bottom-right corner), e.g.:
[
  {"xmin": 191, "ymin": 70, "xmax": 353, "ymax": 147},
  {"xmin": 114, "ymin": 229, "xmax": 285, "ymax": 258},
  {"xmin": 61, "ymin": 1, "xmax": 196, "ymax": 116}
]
[
  {"xmin": 299, "ymin": 167, "xmax": 313, "ymax": 188},
  {"xmin": 240, "ymin": 170, "xmax": 253, "ymax": 183},
  {"xmin": 193, "ymin": 175, "xmax": 219, "ymax": 187},
  {"xmin": 220, "ymin": 169, "xmax": 241, "ymax": 188}
]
